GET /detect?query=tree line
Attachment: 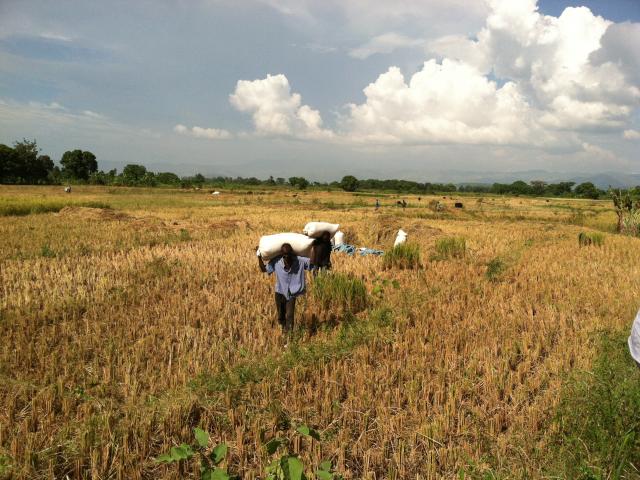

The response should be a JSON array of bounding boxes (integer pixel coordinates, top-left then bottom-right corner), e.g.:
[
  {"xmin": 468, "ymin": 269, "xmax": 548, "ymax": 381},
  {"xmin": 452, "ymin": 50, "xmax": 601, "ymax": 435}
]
[{"xmin": 0, "ymin": 139, "xmax": 628, "ymax": 198}]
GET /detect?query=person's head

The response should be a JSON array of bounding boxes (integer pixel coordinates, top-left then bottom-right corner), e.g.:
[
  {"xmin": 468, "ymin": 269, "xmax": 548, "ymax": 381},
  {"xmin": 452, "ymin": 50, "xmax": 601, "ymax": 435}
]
[
  {"xmin": 321, "ymin": 231, "xmax": 331, "ymax": 242},
  {"xmin": 281, "ymin": 243, "xmax": 294, "ymax": 262}
]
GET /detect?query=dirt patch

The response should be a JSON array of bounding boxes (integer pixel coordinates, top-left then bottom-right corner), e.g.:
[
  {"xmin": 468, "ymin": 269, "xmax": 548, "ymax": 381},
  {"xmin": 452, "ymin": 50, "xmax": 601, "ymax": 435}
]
[{"xmin": 56, "ymin": 206, "xmax": 130, "ymax": 221}]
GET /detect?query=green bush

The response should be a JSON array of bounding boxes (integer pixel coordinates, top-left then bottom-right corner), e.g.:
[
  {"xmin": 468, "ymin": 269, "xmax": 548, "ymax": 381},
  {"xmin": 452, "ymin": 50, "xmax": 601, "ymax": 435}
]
[
  {"xmin": 549, "ymin": 331, "xmax": 640, "ymax": 478},
  {"xmin": 432, "ymin": 237, "xmax": 466, "ymax": 260},
  {"xmin": 578, "ymin": 231, "xmax": 605, "ymax": 247},
  {"xmin": 383, "ymin": 243, "xmax": 421, "ymax": 269},
  {"xmin": 311, "ymin": 272, "xmax": 367, "ymax": 314}
]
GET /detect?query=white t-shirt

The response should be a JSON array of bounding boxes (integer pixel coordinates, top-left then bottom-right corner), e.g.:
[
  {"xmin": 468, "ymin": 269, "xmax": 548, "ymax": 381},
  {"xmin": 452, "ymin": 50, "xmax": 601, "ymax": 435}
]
[{"xmin": 628, "ymin": 310, "xmax": 640, "ymax": 364}]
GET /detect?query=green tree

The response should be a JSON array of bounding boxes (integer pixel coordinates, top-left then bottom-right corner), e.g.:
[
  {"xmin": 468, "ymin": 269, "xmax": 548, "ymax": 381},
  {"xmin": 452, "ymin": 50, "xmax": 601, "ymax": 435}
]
[
  {"xmin": 6, "ymin": 139, "xmax": 55, "ymax": 184},
  {"xmin": 60, "ymin": 149, "xmax": 98, "ymax": 180},
  {"xmin": 193, "ymin": 173, "xmax": 206, "ymax": 184},
  {"xmin": 530, "ymin": 180, "xmax": 547, "ymax": 196},
  {"xmin": 340, "ymin": 175, "xmax": 359, "ymax": 192},
  {"xmin": 0, "ymin": 144, "xmax": 15, "ymax": 182},
  {"xmin": 156, "ymin": 172, "xmax": 181, "ymax": 185},
  {"xmin": 121, "ymin": 164, "xmax": 147, "ymax": 185},
  {"xmin": 140, "ymin": 171, "xmax": 157, "ymax": 187},
  {"xmin": 288, "ymin": 176, "xmax": 309, "ymax": 190},
  {"xmin": 575, "ymin": 182, "xmax": 600, "ymax": 199},
  {"xmin": 509, "ymin": 180, "xmax": 532, "ymax": 195}
]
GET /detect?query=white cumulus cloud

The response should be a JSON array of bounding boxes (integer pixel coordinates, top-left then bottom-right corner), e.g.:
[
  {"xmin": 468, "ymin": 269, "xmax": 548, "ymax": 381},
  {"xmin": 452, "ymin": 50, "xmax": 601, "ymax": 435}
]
[
  {"xmin": 173, "ymin": 124, "xmax": 232, "ymax": 140},
  {"xmin": 342, "ymin": 0, "xmax": 639, "ymax": 150},
  {"xmin": 229, "ymin": 74, "xmax": 333, "ymax": 140},
  {"xmin": 343, "ymin": 60, "xmax": 569, "ymax": 148},
  {"xmin": 225, "ymin": 0, "xmax": 638, "ymax": 159}
]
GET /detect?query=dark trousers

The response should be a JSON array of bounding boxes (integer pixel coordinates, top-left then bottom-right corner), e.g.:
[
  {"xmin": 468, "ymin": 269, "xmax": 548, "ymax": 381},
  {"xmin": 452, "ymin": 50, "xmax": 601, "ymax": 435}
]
[{"xmin": 275, "ymin": 293, "xmax": 296, "ymax": 333}]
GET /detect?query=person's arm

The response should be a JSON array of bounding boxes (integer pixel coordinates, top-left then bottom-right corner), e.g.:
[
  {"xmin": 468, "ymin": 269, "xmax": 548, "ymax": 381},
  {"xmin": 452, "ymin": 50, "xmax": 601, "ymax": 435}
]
[{"xmin": 256, "ymin": 246, "xmax": 267, "ymax": 272}]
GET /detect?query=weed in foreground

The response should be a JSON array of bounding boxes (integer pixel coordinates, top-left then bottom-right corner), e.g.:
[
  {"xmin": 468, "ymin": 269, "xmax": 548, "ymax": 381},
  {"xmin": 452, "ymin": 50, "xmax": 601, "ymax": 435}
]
[
  {"xmin": 158, "ymin": 425, "xmax": 344, "ymax": 480},
  {"xmin": 156, "ymin": 427, "xmax": 235, "ymax": 479},
  {"xmin": 383, "ymin": 243, "xmax": 421, "ymax": 269}
]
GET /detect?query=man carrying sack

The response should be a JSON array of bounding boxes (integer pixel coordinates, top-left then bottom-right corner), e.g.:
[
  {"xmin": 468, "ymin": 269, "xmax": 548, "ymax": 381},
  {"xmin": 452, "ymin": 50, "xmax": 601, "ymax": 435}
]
[{"xmin": 258, "ymin": 243, "xmax": 312, "ymax": 344}]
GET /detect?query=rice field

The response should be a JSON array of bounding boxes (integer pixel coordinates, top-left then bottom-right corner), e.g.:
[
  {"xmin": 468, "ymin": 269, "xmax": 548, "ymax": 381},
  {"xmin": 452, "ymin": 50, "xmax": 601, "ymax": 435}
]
[{"xmin": 1, "ymin": 185, "xmax": 639, "ymax": 479}]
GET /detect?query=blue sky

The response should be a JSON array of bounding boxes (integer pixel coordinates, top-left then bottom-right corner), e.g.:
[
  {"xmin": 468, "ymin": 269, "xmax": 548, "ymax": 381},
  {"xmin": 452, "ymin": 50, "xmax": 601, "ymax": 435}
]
[{"xmin": 1, "ymin": 0, "xmax": 639, "ymax": 181}]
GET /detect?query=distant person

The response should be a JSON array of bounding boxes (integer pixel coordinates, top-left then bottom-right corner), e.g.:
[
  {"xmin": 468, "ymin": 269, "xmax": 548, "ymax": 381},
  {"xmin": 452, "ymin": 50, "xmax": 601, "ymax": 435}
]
[
  {"xmin": 629, "ymin": 309, "xmax": 640, "ymax": 368},
  {"xmin": 257, "ymin": 243, "xmax": 312, "ymax": 343},
  {"xmin": 375, "ymin": 199, "xmax": 380, "ymax": 210},
  {"xmin": 310, "ymin": 231, "xmax": 332, "ymax": 274}
]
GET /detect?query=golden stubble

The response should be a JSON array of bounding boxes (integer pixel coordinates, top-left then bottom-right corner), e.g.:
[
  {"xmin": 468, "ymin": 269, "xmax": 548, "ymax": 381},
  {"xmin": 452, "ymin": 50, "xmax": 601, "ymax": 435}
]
[{"xmin": 0, "ymin": 186, "xmax": 638, "ymax": 479}]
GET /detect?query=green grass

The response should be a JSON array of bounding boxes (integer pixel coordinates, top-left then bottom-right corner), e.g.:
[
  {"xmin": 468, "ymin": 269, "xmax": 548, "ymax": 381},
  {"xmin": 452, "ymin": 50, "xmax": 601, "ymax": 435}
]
[
  {"xmin": 383, "ymin": 243, "xmax": 421, "ymax": 269},
  {"xmin": 485, "ymin": 257, "xmax": 507, "ymax": 281},
  {"xmin": 547, "ymin": 331, "xmax": 640, "ymax": 479},
  {"xmin": 578, "ymin": 231, "xmax": 605, "ymax": 247},
  {"xmin": 432, "ymin": 237, "xmax": 466, "ymax": 260},
  {"xmin": 311, "ymin": 272, "xmax": 368, "ymax": 314}
]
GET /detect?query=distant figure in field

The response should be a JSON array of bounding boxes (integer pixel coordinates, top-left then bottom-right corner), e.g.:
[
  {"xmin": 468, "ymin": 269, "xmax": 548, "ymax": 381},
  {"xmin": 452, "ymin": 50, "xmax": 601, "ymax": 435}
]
[
  {"xmin": 258, "ymin": 243, "xmax": 312, "ymax": 343},
  {"xmin": 375, "ymin": 199, "xmax": 380, "ymax": 210},
  {"xmin": 64, "ymin": 186, "xmax": 71, "ymax": 193},
  {"xmin": 310, "ymin": 231, "xmax": 332, "ymax": 274}
]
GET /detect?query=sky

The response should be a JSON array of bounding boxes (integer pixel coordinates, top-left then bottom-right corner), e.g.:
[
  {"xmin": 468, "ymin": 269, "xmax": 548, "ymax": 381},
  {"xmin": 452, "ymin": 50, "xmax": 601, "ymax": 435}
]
[{"xmin": 0, "ymin": 0, "xmax": 639, "ymax": 181}]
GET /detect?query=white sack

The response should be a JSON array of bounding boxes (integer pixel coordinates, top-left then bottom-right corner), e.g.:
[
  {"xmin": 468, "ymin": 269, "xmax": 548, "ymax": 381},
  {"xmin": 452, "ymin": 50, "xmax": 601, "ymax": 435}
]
[
  {"xmin": 303, "ymin": 221, "xmax": 339, "ymax": 238},
  {"xmin": 332, "ymin": 230, "xmax": 345, "ymax": 247},
  {"xmin": 258, "ymin": 233, "xmax": 314, "ymax": 261},
  {"xmin": 394, "ymin": 229, "xmax": 407, "ymax": 248},
  {"xmin": 629, "ymin": 309, "xmax": 640, "ymax": 364}
]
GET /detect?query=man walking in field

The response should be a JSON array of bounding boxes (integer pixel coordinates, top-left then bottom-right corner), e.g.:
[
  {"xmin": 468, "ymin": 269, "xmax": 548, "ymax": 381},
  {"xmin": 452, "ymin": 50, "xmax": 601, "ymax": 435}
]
[
  {"xmin": 258, "ymin": 243, "xmax": 312, "ymax": 342},
  {"xmin": 310, "ymin": 231, "xmax": 332, "ymax": 275}
]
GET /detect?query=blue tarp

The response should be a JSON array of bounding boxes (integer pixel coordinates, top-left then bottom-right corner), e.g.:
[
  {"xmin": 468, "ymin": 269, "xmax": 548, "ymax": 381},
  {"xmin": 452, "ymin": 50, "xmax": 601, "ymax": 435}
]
[{"xmin": 332, "ymin": 243, "xmax": 384, "ymax": 256}]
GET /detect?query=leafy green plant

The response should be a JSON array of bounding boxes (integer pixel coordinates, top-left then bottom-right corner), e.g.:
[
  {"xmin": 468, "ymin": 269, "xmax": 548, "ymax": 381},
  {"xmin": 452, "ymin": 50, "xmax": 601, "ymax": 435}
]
[
  {"xmin": 156, "ymin": 427, "xmax": 235, "ymax": 480},
  {"xmin": 383, "ymin": 243, "xmax": 421, "ymax": 269},
  {"xmin": 432, "ymin": 237, "xmax": 466, "ymax": 260},
  {"xmin": 311, "ymin": 272, "xmax": 367, "ymax": 314},
  {"xmin": 262, "ymin": 423, "xmax": 343, "ymax": 480},
  {"xmin": 371, "ymin": 277, "xmax": 400, "ymax": 300},
  {"xmin": 578, "ymin": 231, "xmax": 604, "ymax": 247}
]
